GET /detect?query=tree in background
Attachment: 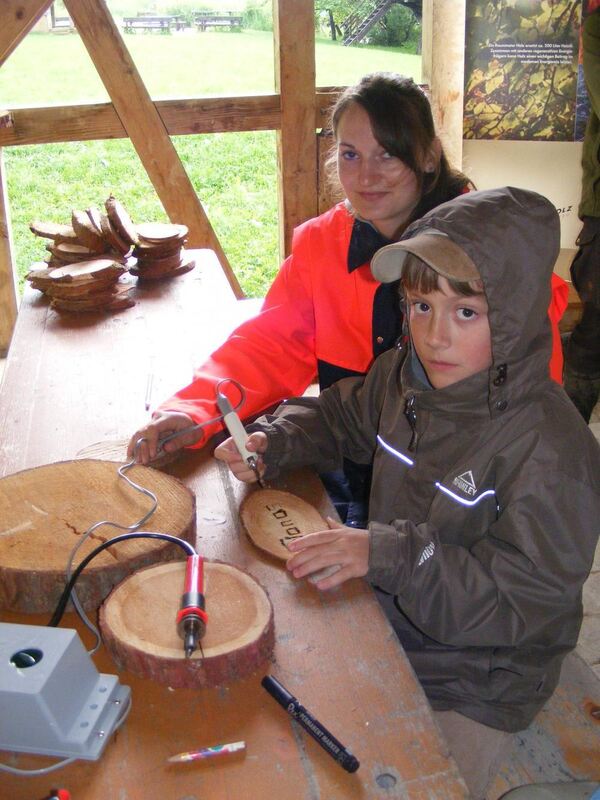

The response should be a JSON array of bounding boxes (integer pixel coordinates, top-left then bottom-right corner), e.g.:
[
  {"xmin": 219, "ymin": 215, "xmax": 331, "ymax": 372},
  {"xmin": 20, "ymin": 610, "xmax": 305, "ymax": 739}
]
[
  {"xmin": 368, "ymin": 4, "xmax": 421, "ymax": 50},
  {"xmin": 315, "ymin": 0, "xmax": 421, "ymax": 46}
]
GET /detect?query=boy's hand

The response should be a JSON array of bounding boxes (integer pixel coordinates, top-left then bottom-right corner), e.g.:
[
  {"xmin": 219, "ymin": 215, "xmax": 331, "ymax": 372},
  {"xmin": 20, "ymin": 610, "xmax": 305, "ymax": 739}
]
[
  {"xmin": 127, "ymin": 411, "xmax": 200, "ymax": 464},
  {"xmin": 286, "ymin": 517, "xmax": 369, "ymax": 590},
  {"xmin": 214, "ymin": 432, "xmax": 267, "ymax": 483}
]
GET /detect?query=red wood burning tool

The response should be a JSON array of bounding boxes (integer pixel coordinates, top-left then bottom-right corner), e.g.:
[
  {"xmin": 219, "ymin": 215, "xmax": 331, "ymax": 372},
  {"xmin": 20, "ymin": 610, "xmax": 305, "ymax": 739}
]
[{"xmin": 176, "ymin": 555, "xmax": 208, "ymax": 658}]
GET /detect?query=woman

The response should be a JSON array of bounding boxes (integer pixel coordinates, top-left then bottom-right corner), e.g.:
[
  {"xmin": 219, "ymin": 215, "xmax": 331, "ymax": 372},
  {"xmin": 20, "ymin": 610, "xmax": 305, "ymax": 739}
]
[{"xmin": 128, "ymin": 72, "xmax": 565, "ymax": 523}]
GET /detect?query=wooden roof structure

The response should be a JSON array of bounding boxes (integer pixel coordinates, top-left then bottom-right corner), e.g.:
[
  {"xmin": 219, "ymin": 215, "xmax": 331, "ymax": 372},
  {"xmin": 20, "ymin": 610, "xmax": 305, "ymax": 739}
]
[
  {"xmin": 0, "ymin": 0, "xmax": 465, "ymax": 356},
  {"xmin": 0, "ymin": 0, "xmax": 326, "ymax": 352}
]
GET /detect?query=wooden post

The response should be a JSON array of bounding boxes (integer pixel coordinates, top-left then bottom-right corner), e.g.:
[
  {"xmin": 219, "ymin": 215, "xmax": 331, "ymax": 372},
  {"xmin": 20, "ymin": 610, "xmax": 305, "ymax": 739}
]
[
  {"xmin": 0, "ymin": 0, "xmax": 52, "ymax": 65},
  {"xmin": 273, "ymin": 0, "xmax": 318, "ymax": 259},
  {"xmin": 421, "ymin": 0, "xmax": 466, "ymax": 171},
  {"xmin": 63, "ymin": 0, "xmax": 243, "ymax": 298},
  {"xmin": 0, "ymin": 148, "xmax": 18, "ymax": 355}
]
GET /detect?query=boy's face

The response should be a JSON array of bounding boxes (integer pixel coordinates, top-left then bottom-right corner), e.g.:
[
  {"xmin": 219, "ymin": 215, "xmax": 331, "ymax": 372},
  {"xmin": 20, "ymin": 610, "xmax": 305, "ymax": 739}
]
[{"xmin": 406, "ymin": 275, "xmax": 492, "ymax": 389}]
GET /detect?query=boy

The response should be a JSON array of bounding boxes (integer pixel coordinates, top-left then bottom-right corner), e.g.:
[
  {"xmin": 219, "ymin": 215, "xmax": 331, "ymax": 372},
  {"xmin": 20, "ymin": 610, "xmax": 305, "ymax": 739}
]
[{"xmin": 215, "ymin": 187, "xmax": 600, "ymax": 797}]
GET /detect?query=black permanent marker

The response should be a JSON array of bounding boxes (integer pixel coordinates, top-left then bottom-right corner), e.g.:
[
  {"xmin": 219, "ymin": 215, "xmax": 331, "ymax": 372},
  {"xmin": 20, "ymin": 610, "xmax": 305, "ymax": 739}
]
[{"xmin": 261, "ymin": 675, "xmax": 360, "ymax": 773}]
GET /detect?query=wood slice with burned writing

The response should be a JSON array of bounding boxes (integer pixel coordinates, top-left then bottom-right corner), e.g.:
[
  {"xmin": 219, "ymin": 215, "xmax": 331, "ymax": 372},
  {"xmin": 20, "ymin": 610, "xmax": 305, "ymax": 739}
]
[
  {"xmin": 100, "ymin": 561, "xmax": 275, "ymax": 688},
  {"xmin": 240, "ymin": 489, "xmax": 328, "ymax": 561},
  {"xmin": 0, "ymin": 459, "xmax": 195, "ymax": 613}
]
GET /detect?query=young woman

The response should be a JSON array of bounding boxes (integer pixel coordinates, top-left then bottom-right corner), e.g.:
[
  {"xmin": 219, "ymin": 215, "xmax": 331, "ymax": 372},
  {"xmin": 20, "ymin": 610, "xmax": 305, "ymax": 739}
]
[{"xmin": 127, "ymin": 72, "xmax": 565, "ymax": 524}]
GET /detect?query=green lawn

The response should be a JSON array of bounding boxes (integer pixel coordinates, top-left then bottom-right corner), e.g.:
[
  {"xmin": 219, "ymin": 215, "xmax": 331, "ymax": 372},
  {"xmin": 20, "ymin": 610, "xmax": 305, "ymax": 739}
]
[{"xmin": 1, "ymin": 30, "xmax": 421, "ymax": 296}]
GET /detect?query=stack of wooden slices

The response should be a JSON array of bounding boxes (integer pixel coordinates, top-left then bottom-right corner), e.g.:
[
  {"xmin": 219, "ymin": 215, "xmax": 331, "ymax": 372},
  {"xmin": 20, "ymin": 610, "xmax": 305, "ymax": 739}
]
[
  {"xmin": 26, "ymin": 258, "xmax": 132, "ymax": 313},
  {"xmin": 26, "ymin": 196, "xmax": 140, "ymax": 312},
  {"xmin": 27, "ymin": 196, "xmax": 193, "ymax": 308},
  {"xmin": 30, "ymin": 196, "xmax": 138, "ymax": 268},
  {"xmin": 130, "ymin": 222, "xmax": 192, "ymax": 280}
]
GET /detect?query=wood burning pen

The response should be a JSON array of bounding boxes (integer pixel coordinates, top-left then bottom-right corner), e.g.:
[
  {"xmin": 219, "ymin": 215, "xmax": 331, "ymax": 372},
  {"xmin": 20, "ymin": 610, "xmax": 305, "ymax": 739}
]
[
  {"xmin": 216, "ymin": 390, "xmax": 265, "ymax": 487},
  {"xmin": 261, "ymin": 675, "xmax": 360, "ymax": 773}
]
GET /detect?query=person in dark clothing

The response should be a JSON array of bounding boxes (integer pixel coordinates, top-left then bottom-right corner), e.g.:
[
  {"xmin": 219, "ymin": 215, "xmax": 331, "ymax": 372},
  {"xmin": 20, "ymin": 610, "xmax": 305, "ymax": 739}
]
[{"xmin": 564, "ymin": 8, "xmax": 600, "ymax": 421}]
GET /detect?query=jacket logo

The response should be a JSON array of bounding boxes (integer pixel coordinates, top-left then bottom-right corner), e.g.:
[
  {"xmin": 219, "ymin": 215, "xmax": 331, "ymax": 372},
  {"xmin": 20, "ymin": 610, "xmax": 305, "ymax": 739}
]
[
  {"xmin": 418, "ymin": 541, "xmax": 435, "ymax": 566},
  {"xmin": 452, "ymin": 470, "xmax": 477, "ymax": 497}
]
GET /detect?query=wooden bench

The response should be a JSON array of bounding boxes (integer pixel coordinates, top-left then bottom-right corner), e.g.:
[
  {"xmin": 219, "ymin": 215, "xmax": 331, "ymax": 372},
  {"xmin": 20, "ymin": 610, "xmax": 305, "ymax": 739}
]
[
  {"xmin": 195, "ymin": 13, "xmax": 243, "ymax": 31},
  {"xmin": 123, "ymin": 15, "xmax": 185, "ymax": 33}
]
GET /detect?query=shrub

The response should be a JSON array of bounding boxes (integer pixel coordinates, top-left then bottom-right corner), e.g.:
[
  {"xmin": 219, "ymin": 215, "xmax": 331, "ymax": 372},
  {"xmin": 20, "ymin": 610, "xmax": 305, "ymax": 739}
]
[
  {"xmin": 242, "ymin": 0, "xmax": 272, "ymax": 31},
  {"xmin": 368, "ymin": 5, "xmax": 421, "ymax": 50}
]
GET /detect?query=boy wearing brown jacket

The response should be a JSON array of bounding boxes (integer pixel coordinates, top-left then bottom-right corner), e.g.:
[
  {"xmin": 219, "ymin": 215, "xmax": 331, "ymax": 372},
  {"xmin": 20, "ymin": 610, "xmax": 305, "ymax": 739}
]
[{"xmin": 215, "ymin": 187, "xmax": 600, "ymax": 797}]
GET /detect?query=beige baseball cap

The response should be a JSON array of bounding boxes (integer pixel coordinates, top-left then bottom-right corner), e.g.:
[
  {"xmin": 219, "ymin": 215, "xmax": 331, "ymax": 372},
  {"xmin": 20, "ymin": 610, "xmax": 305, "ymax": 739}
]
[{"xmin": 371, "ymin": 230, "xmax": 480, "ymax": 284}]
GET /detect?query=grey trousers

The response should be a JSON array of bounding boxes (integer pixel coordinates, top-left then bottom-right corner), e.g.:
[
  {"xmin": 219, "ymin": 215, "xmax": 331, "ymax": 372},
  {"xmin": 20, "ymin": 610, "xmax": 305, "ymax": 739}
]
[{"xmin": 434, "ymin": 709, "xmax": 514, "ymax": 799}]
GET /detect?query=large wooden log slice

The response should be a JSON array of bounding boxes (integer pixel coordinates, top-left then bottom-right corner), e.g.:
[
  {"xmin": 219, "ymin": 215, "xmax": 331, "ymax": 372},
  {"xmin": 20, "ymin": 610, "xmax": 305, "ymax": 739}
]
[
  {"xmin": 100, "ymin": 561, "xmax": 275, "ymax": 688},
  {"xmin": 0, "ymin": 460, "xmax": 196, "ymax": 614}
]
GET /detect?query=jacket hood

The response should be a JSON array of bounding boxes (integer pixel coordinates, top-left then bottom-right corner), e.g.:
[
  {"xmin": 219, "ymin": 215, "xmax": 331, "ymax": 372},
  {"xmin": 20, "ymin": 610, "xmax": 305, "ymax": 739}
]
[{"xmin": 398, "ymin": 186, "xmax": 560, "ymax": 415}]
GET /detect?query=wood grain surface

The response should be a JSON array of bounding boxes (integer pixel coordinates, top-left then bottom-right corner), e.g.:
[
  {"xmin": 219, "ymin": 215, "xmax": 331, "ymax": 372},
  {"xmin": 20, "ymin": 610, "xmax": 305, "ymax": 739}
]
[
  {"xmin": 100, "ymin": 560, "xmax": 275, "ymax": 688},
  {"xmin": 0, "ymin": 459, "xmax": 195, "ymax": 613}
]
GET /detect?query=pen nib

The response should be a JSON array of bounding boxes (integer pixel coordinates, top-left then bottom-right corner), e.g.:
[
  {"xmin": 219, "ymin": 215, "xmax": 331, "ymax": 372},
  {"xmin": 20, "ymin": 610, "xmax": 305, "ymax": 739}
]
[{"xmin": 184, "ymin": 631, "xmax": 196, "ymax": 659}]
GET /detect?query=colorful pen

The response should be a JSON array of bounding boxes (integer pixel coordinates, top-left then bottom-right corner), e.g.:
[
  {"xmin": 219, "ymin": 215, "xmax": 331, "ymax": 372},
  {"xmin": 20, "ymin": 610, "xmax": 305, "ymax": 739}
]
[
  {"xmin": 261, "ymin": 675, "xmax": 360, "ymax": 773},
  {"xmin": 167, "ymin": 740, "xmax": 246, "ymax": 763}
]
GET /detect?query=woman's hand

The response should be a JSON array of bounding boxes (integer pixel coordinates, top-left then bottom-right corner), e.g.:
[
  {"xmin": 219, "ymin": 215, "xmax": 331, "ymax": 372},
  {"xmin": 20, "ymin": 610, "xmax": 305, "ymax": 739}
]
[
  {"xmin": 286, "ymin": 517, "xmax": 369, "ymax": 590},
  {"xmin": 127, "ymin": 411, "xmax": 201, "ymax": 464},
  {"xmin": 213, "ymin": 432, "xmax": 268, "ymax": 482}
]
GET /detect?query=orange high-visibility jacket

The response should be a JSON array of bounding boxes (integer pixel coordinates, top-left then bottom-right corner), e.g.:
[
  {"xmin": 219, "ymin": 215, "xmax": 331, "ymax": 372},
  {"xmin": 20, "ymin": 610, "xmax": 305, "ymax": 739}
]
[{"xmin": 160, "ymin": 203, "xmax": 568, "ymax": 445}]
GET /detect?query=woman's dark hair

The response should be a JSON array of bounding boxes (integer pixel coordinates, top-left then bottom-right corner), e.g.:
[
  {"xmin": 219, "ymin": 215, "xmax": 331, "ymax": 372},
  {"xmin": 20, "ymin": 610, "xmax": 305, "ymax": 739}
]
[{"xmin": 327, "ymin": 72, "xmax": 471, "ymax": 230}]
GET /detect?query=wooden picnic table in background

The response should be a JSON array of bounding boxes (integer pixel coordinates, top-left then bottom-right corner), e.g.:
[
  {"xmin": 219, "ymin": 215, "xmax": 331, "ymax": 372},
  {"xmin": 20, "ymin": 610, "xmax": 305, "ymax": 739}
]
[
  {"xmin": 194, "ymin": 11, "xmax": 243, "ymax": 31},
  {"xmin": 123, "ymin": 15, "xmax": 185, "ymax": 33}
]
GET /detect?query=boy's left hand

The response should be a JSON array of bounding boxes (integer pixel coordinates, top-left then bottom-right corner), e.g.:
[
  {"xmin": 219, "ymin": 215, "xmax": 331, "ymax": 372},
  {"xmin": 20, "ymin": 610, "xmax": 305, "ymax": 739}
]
[{"xmin": 286, "ymin": 517, "xmax": 369, "ymax": 590}]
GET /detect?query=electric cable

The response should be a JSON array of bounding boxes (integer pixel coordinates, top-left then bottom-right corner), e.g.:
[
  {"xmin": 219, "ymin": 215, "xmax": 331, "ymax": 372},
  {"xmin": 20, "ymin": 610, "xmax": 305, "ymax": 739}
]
[
  {"xmin": 63, "ymin": 378, "xmax": 246, "ymax": 651},
  {"xmin": 2, "ymin": 379, "xmax": 247, "ymax": 776},
  {"xmin": 49, "ymin": 532, "xmax": 195, "ymax": 628}
]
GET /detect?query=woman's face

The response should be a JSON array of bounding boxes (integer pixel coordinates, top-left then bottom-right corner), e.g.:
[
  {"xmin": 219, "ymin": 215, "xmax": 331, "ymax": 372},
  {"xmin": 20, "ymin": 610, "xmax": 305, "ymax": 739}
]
[{"xmin": 336, "ymin": 103, "xmax": 425, "ymax": 239}]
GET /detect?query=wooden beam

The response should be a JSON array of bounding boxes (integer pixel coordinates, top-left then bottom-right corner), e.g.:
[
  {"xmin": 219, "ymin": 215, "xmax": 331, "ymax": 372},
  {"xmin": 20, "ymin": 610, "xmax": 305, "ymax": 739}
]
[
  {"xmin": 0, "ymin": 93, "xmax": 339, "ymax": 148},
  {"xmin": 273, "ymin": 0, "xmax": 318, "ymax": 259},
  {"xmin": 63, "ymin": 0, "xmax": 243, "ymax": 297},
  {"xmin": 421, "ymin": 0, "xmax": 465, "ymax": 171},
  {"xmin": 0, "ymin": 0, "xmax": 52, "ymax": 66},
  {"xmin": 0, "ymin": 97, "xmax": 279, "ymax": 147},
  {"xmin": 0, "ymin": 148, "xmax": 18, "ymax": 355}
]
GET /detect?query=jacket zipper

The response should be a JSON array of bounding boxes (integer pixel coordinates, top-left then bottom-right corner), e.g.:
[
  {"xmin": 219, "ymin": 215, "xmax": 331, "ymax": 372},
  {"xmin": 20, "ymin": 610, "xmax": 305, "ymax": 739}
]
[{"xmin": 404, "ymin": 395, "xmax": 418, "ymax": 451}]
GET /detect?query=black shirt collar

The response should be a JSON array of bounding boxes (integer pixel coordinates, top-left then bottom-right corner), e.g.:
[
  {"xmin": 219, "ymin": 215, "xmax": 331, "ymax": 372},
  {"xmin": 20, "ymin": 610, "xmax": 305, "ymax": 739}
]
[{"xmin": 347, "ymin": 217, "xmax": 393, "ymax": 273}]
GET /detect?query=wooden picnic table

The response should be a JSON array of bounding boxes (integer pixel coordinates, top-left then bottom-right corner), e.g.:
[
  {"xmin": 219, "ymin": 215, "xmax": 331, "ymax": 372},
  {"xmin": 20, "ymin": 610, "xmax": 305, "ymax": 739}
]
[
  {"xmin": 0, "ymin": 250, "xmax": 469, "ymax": 799},
  {"xmin": 195, "ymin": 12, "xmax": 243, "ymax": 31},
  {"xmin": 123, "ymin": 15, "xmax": 185, "ymax": 33}
]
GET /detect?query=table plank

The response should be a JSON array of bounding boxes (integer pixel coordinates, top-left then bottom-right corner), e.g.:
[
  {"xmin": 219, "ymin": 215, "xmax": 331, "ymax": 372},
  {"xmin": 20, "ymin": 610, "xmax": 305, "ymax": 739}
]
[
  {"xmin": 0, "ymin": 253, "xmax": 468, "ymax": 798},
  {"xmin": 0, "ymin": 250, "xmax": 244, "ymax": 473}
]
